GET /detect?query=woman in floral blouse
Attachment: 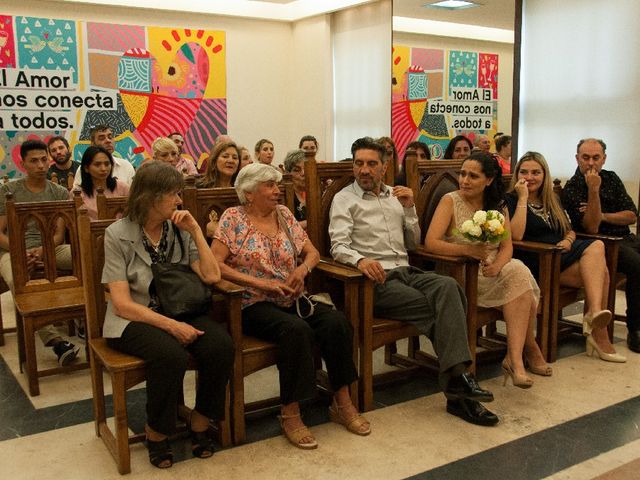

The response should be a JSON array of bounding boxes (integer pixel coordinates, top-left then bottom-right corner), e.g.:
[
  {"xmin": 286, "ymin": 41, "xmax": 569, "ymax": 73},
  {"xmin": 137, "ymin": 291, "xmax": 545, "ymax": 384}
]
[{"xmin": 211, "ymin": 163, "xmax": 370, "ymax": 450}]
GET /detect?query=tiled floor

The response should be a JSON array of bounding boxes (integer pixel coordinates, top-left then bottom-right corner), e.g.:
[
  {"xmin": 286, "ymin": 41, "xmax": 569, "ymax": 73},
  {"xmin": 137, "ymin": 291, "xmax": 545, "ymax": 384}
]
[{"xmin": 0, "ymin": 290, "xmax": 638, "ymax": 480}]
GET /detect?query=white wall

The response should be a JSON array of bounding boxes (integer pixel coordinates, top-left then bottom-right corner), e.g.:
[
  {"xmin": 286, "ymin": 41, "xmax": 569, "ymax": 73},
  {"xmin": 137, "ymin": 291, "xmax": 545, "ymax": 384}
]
[
  {"xmin": 520, "ymin": 0, "xmax": 640, "ymax": 200},
  {"xmin": 332, "ymin": 0, "xmax": 392, "ymax": 160},
  {"xmin": 393, "ymin": 32, "xmax": 514, "ymax": 142}
]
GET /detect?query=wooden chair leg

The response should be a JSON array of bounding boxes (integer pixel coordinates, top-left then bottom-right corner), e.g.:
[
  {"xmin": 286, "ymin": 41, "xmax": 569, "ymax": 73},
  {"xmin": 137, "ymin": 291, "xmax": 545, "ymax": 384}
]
[
  {"xmin": 232, "ymin": 363, "xmax": 246, "ymax": 444},
  {"xmin": 111, "ymin": 373, "xmax": 131, "ymax": 475},
  {"xmin": 23, "ymin": 316, "xmax": 40, "ymax": 396},
  {"xmin": 16, "ymin": 309, "xmax": 25, "ymax": 373},
  {"xmin": 89, "ymin": 352, "xmax": 107, "ymax": 437},
  {"xmin": 219, "ymin": 384, "xmax": 232, "ymax": 447}
]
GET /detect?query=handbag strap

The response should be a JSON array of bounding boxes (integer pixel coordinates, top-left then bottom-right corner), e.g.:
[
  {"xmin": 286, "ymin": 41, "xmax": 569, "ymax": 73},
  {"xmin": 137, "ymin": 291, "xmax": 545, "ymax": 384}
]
[
  {"xmin": 276, "ymin": 207, "xmax": 298, "ymax": 258},
  {"xmin": 166, "ymin": 223, "xmax": 185, "ymax": 264}
]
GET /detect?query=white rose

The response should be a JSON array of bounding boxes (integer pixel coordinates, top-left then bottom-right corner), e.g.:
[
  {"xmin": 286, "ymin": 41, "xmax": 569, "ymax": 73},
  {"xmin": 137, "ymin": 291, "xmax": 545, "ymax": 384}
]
[
  {"xmin": 473, "ymin": 210, "xmax": 487, "ymax": 225},
  {"xmin": 460, "ymin": 219, "xmax": 475, "ymax": 233},
  {"xmin": 487, "ymin": 219, "xmax": 502, "ymax": 232},
  {"xmin": 469, "ymin": 224, "xmax": 482, "ymax": 238}
]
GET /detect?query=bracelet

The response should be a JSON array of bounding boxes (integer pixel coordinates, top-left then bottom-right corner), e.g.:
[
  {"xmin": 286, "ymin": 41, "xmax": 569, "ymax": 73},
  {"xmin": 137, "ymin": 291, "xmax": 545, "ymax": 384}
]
[
  {"xmin": 516, "ymin": 205, "xmax": 527, "ymax": 209},
  {"xmin": 563, "ymin": 237, "xmax": 575, "ymax": 244},
  {"xmin": 302, "ymin": 262, "xmax": 312, "ymax": 274}
]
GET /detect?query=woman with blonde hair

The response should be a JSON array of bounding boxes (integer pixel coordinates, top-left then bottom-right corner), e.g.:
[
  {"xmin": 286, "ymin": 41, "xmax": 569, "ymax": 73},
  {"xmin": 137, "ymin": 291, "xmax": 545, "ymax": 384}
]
[
  {"xmin": 254, "ymin": 138, "xmax": 275, "ymax": 165},
  {"xmin": 507, "ymin": 152, "xmax": 624, "ymax": 362},
  {"xmin": 152, "ymin": 137, "xmax": 197, "ymax": 176}
]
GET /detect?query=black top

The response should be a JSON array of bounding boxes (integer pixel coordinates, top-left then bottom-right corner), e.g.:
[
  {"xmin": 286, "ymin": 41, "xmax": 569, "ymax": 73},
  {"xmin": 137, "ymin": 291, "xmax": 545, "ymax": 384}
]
[
  {"xmin": 561, "ymin": 167, "xmax": 637, "ymax": 237},
  {"xmin": 47, "ymin": 161, "xmax": 81, "ymax": 188},
  {"xmin": 505, "ymin": 192, "xmax": 593, "ymax": 276}
]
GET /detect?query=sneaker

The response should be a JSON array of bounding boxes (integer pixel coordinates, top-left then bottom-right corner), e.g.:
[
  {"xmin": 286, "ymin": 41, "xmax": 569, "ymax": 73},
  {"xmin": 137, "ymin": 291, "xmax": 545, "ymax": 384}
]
[{"xmin": 53, "ymin": 341, "xmax": 80, "ymax": 366}]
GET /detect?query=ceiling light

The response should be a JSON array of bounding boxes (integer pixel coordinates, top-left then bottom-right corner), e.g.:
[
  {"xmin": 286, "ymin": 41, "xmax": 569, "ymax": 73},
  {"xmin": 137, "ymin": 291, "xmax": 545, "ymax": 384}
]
[{"xmin": 424, "ymin": 1, "xmax": 480, "ymax": 10}]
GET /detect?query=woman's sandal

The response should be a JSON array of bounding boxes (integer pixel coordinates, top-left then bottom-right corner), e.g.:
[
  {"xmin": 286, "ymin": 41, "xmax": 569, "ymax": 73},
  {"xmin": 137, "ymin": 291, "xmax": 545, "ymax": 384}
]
[
  {"xmin": 146, "ymin": 438, "xmax": 173, "ymax": 469},
  {"xmin": 190, "ymin": 429, "xmax": 215, "ymax": 459},
  {"xmin": 328, "ymin": 399, "xmax": 371, "ymax": 436},
  {"xmin": 278, "ymin": 413, "xmax": 318, "ymax": 450}
]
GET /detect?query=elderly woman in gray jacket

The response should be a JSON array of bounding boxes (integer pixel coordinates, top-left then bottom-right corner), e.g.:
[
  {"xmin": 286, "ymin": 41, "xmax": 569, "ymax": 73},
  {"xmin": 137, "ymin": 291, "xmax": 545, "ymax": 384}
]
[{"xmin": 102, "ymin": 161, "xmax": 233, "ymax": 469}]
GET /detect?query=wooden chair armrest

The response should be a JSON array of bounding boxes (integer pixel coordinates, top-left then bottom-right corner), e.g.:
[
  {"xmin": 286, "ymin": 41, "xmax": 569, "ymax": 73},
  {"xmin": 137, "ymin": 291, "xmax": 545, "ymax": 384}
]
[
  {"xmin": 212, "ymin": 279, "xmax": 245, "ymax": 296},
  {"xmin": 410, "ymin": 246, "xmax": 479, "ymax": 265},
  {"xmin": 512, "ymin": 240, "xmax": 563, "ymax": 253},
  {"xmin": 315, "ymin": 258, "xmax": 363, "ymax": 281},
  {"xmin": 576, "ymin": 233, "xmax": 622, "ymax": 243}
]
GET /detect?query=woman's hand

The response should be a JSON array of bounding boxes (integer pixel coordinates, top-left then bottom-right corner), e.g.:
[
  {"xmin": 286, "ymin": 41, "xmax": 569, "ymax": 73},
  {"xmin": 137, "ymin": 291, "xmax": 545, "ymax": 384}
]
[
  {"xmin": 467, "ymin": 243, "xmax": 492, "ymax": 262},
  {"xmin": 481, "ymin": 259, "xmax": 503, "ymax": 277},
  {"xmin": 285, "ymin": 266, "xmax": 307, "ymax": 296},
  {"xmin": 171, "ymin": 210, "xmax": 200, "ymax": 236},
  {"xmin": 556, "ymin": 239, "xmax": 572, "ymax": 252},
  {"xmin": 514, "ymin": 178, "xmax": 529, "ymax": 200},
  {"xmin": 166, "ymin": 319, "xmax": 204, "ymax": 346},
  {"xmin": 259, "ymin": 278, "xmax": 297, "ymax": 297}
]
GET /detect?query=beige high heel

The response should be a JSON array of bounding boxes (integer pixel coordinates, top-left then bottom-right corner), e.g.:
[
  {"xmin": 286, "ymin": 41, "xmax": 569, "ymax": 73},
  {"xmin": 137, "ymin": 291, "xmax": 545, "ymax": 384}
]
[
  {"xmin": 502, "ymin": 360, "xmax": 533, "ymax": 388},
  {"xmin": 586, "ymin": 335, "xmax": 626, "ymax": 363},
  {"xmin": 526, "ymin": 360, "xmax": 553, "ymax": 377},
  {"xmin": 582, "ymin": 310, "xmax": 612, "ymax": 336}
]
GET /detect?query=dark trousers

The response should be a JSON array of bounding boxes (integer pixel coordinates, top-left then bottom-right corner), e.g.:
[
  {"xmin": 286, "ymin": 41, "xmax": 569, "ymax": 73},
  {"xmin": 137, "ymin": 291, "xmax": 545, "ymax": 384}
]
[
  {"xmin": 108, "ymin": 315, "xmax": 234, "ymax": 436},
  {"xmin": 373, "ymin": 266, "xmax": 472, "ymax": 390},
  {"xmin": 241, "ymin": 302, "xmax": 357, "ymax": 405},
  {"xmin": 618, "ymin": 235, "xmax": 640, "ymax": 332}
]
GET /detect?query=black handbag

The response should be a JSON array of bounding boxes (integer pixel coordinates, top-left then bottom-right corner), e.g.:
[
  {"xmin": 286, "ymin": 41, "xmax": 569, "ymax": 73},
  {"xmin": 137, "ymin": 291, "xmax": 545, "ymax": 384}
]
[{"xmin": 150, "ymin": 224, "xmax": 212, "ymax": 319}]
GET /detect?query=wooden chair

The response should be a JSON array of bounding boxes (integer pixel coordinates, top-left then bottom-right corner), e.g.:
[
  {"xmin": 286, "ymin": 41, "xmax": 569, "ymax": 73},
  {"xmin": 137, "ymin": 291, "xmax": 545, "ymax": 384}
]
[
  {"xmin": 5, "ymin": 194, "xmax": 88, "ymax": 396},
  {"xmin": 96, "ymin": 188, "xmax": 128, "ymax": 220},
  {"xmin": 78, "ymin": 211, "xmax": 233, "ymax": 474},
  {"xmin": 306, "ymin": 159, "xmax": 441, "ymax": 412},
  {"xmin": 182, "ymin": 179, "xmax": 360, "ymax": 443},
  {"xmin": 0, "ymin": 276, "xmax": 13, "ymax": 346}
]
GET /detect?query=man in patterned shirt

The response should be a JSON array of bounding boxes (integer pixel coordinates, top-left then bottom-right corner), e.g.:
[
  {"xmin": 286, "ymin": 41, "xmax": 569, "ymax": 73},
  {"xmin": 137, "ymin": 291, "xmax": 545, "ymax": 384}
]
[{"xmin": 562, "ymin": 138, "xmax": 640, "ymax": 353}]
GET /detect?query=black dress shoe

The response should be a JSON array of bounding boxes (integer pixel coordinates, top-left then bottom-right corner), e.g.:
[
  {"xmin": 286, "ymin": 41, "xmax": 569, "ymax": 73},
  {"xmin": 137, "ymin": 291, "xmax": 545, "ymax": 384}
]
[
  {"xmin": 445, "ymin": 372, "xmax": 494, "ymax": 403},
  {"xmin": 628, "ymin": 330, "xmax": 640, "ymax": 353},
  {"xmin": 446, "ymin": 399, "xmax": 499, "ymax": 427}
]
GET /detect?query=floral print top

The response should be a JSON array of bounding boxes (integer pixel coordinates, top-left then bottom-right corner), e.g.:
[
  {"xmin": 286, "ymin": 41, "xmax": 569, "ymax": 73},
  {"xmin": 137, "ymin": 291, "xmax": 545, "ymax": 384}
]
[{"xmin": 214, "ymin": 204, "xmax": 307, "ymax": 308}]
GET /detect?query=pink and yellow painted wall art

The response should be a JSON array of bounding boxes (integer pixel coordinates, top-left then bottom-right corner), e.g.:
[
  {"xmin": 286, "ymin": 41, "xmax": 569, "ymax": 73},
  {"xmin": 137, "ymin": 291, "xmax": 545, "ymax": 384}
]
[
  {"xmin": 392, "ymin": 45, "xmax": 498, "ymax": 161},
  {"xmin": 0, "ymin": 15, "xmax": 226, "ymax": 178}
]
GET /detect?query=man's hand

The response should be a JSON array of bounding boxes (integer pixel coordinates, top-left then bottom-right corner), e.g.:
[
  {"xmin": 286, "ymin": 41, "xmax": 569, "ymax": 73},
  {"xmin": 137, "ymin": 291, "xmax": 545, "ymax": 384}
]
[
  {"xmin": 26, "ymin": 247, "xmax": 44, "ymax": 273},
  {"xmin": 585, "ymin": 167, "xmax": 602, "ymax": 191},
  {"xmin": 357, "ymin": 258, "xmax": 386, "ymax": 284},
  {"xmin": 392, "ymin": 186, "xmax": 415, "ymax": 208}
]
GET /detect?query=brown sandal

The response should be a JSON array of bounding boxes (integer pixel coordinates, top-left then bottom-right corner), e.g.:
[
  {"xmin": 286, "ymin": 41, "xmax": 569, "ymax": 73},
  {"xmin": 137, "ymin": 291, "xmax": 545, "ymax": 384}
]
[
  {"xmin": 278, "ymin": 413, "xmax": 318, "ymax": 450},
  {"xmin": 328, "ymin": 399, "xmax": 371, "ymax": 436}
]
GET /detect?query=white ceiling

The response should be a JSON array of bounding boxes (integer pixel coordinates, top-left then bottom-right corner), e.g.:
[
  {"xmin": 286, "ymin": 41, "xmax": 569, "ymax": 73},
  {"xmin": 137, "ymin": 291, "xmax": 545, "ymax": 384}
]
[{"xmin": 393, "ymin": 0, "xmax": 515, "ymax": 31}]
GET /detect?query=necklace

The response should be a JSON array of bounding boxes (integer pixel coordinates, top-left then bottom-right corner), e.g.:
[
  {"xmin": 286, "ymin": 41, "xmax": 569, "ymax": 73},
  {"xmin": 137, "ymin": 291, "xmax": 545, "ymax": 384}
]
[{"xmin": 142, "ymin": 226, "xmax": 161, "ymax": 248}]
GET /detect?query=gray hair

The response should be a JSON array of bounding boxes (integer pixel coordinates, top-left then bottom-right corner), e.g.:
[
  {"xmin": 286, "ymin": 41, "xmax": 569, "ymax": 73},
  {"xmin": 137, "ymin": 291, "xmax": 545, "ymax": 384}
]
[
  {"xmin": 283, "ymin": 149, "xmax": 306, "ymax": 172},
  {"xmin": 234, "ymin": 163, "xmax": 282, "ymax": 204}
]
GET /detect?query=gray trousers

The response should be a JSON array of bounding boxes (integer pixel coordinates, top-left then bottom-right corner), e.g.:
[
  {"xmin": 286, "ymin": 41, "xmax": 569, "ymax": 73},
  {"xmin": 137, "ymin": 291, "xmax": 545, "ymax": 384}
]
[{"xmin": 373, "ymin": 266, "xmax": 472, "ymax": 390}]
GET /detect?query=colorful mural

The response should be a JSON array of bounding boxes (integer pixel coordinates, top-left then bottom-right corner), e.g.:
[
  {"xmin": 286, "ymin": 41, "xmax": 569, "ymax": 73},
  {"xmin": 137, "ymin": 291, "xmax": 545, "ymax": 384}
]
[
  {"xmin": 392, "ymin": 45, "xmax": 498, "ymax": 161},
  {"xmin": 0, "ymin": 15, "xmax": 226, "ymax": 178}
]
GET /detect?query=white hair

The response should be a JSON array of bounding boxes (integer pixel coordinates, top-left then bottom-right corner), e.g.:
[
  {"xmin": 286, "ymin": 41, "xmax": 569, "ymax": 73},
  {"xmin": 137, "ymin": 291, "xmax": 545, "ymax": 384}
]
[{"xmin": 234, "ymin": 163, "xmax": 282, "ymax": 204}]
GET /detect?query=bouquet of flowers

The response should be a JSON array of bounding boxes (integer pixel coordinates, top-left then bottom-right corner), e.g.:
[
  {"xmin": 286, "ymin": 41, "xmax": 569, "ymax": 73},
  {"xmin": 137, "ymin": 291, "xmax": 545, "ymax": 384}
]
[{"xmin": 456, "ymin": 210, "xmax": 508, "ymax": 244}]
